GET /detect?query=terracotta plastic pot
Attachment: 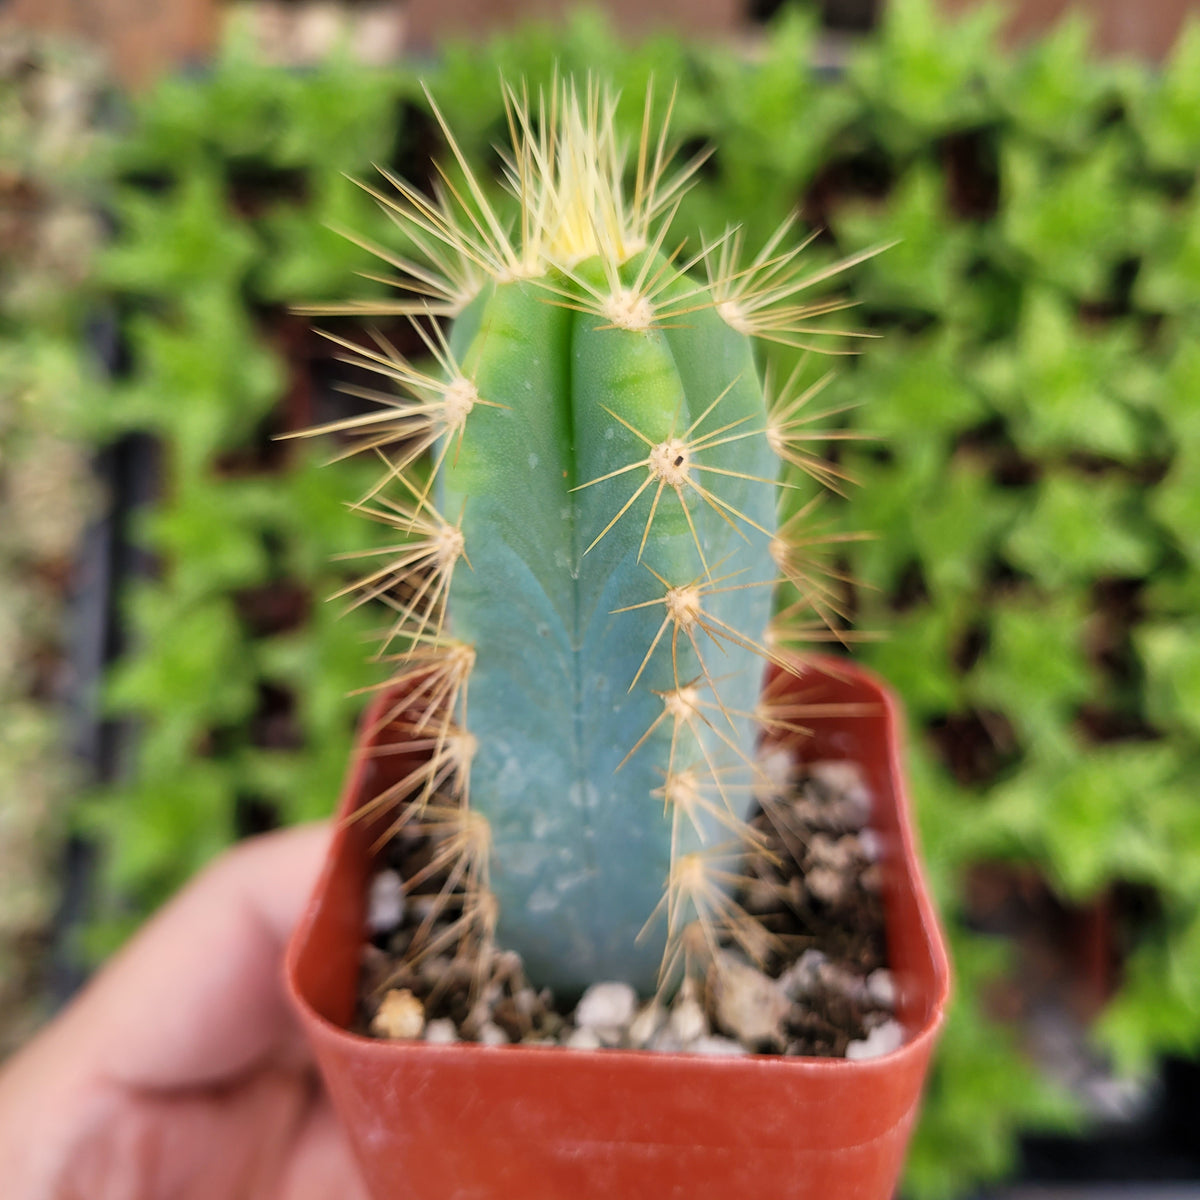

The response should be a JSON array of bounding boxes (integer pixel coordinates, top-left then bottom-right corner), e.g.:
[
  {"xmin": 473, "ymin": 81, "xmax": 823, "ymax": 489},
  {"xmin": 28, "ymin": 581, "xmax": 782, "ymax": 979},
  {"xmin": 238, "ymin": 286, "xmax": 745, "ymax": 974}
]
[{"xmin": 285, "ymin": 655, "xmax": 951, "ymax": 1200}]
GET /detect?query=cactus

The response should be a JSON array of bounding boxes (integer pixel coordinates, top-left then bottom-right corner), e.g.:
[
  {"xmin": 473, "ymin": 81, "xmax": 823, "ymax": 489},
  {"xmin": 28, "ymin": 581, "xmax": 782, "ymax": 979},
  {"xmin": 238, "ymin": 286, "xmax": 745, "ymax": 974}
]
[{"xmin": 311, "ymin": 80, "xmax": 869, "ymax": 999}]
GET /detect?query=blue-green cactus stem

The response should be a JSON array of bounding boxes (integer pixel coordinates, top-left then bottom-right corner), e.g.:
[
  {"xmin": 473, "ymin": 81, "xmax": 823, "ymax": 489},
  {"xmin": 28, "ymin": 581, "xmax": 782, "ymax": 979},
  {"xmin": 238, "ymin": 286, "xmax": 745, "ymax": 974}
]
[{"xmin": 438, "ymin": 251, "xmax": 778, "ymax": 997}]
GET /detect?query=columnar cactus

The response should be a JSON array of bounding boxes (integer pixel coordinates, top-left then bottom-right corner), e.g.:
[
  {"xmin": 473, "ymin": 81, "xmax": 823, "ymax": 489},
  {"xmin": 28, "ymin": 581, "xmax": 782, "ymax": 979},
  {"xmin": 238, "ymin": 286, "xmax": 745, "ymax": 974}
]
[{"xmin": 317, "ymin": 80, "xmax": 868, "ymax": 999}]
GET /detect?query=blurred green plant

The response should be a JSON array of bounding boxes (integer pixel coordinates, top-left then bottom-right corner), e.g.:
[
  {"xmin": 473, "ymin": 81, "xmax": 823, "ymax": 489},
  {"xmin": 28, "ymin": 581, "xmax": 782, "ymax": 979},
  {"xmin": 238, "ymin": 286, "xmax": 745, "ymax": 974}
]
[
  {"xmin": 32, "ymin": 2, "xmax": 1200, "ymax": 1196},
  {"xmin": 0, "ymin": 34, "xmax": 109, "ymax": 1055}
]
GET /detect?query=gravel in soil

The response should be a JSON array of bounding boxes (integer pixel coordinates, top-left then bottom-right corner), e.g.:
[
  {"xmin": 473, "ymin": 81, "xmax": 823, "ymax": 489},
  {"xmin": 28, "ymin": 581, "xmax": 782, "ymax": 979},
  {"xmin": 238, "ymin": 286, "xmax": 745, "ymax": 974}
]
[{"xmin": 356, "ymin": 754, "xmax": 899, "ymax": 1059}]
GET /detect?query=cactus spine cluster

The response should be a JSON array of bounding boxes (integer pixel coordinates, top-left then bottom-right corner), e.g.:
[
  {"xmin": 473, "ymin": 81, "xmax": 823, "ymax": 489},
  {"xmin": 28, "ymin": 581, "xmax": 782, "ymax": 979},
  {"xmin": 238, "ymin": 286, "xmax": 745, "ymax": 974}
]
[{"xmin": 317, "ymin": 80, "xmax": 865, "ymax": 999}]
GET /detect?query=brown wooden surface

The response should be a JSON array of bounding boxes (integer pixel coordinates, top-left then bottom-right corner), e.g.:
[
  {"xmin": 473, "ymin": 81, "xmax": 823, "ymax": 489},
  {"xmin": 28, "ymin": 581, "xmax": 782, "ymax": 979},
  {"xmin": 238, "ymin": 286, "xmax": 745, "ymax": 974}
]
[
  {"xmin": 1, "ymin": 0, "xmax": 746, "ymax": 87},
  {"xmin": 4, "ymin": 0, "xmax": 1193, "ymax": 92},
  {"xmin": 2, "ymin": 0, "xmax": 218, "ymax": 87},
  {"xmin": 403, "ymin": 0, "xmax": 744, "ymax": 48},
  {"xmin": 935, "ymin": 0, "xmax": 1198, "ymax": 59}
]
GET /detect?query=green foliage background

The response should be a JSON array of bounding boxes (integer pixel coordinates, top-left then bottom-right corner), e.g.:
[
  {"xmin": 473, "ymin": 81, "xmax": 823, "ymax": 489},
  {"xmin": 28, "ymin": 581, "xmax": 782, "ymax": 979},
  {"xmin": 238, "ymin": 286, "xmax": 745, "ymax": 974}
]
[
  {"xmin": 1, "ymin": 36, "xmax": 108, "ymax": 1051},
  {"xmin": 28, "ymin": 1, "xmax": 1200, "ymax": 1194}
]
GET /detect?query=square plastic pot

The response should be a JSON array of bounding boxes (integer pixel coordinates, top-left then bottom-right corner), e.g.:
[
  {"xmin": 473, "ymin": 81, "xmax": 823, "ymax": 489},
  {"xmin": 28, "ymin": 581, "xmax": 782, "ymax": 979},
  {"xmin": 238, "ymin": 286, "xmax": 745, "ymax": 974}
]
[{"xmin": 285, "ymin": 655, "xmax": 951, "ymax": 1200}]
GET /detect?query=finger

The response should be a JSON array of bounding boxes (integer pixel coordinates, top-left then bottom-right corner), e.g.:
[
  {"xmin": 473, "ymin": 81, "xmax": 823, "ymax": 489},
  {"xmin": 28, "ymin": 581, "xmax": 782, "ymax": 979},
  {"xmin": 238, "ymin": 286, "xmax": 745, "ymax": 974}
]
[
  {"xmin": 66, "ymin": 1067, "xmax": 310, "ymax": 1200},
  {"xmin": 278, "ymin": 1091, "xmax": 374, "ymax": 1200},
  {"xmin": 69, "ymin": 823, "xmax": 332, "ymax": 1088}
]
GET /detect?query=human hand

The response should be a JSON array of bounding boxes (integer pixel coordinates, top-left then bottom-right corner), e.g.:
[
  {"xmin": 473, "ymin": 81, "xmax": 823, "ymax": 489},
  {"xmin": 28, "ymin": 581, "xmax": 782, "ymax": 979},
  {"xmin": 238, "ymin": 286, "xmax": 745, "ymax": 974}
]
[{"xmin": 0, "ymin": 824, "xmax": 369, "ymax": 1200}]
